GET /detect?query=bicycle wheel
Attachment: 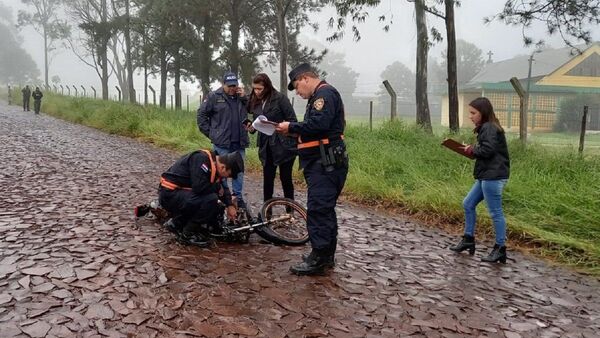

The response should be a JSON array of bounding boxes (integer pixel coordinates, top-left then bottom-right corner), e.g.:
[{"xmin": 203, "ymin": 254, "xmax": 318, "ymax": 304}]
[{"xmin": 255, "ymin": 198, "xmax": 309, "ymax": 246}]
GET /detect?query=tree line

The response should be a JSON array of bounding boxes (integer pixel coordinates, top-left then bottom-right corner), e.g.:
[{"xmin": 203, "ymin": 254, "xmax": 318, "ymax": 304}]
[{"xmin": 10, "ymin": 0, "xmax": 600, "ymax": 133}]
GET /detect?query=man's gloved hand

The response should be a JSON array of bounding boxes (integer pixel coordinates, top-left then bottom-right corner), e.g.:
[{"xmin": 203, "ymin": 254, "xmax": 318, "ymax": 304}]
[{"xmin": 226, "ymin": 205, "xmax": 237, "ymax": 221}]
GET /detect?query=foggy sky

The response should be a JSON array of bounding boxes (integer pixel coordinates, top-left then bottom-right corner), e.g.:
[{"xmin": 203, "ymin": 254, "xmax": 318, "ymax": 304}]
[{"xmin": 5, "ymin": 0, "xmax": 600, "ymax": 99}]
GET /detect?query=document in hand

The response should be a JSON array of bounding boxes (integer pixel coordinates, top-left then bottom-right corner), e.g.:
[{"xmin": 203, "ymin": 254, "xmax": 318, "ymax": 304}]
[
  {"xmin": 441, "ymin": 138, "xmax": 475, "ymax": 159},
  {"xmin": 252, "ymin": 115, "xmax": 278, "ymax": 135}
]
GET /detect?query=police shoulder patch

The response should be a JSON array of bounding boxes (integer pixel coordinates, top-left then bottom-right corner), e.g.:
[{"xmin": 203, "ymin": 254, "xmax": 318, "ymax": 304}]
[{"xmin": 313, "ymin": 97, "xmax": 325, "ymax": 111}]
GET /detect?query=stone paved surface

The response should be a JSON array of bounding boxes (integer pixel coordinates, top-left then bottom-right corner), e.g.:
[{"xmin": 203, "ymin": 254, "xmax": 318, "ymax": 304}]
[{"xmin": 1, "ymin": 102, "xmax": 599, "ymax": 338}]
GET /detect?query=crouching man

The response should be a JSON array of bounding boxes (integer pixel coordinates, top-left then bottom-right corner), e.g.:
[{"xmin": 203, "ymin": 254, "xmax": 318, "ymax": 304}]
[{"xmin": 159, "ymin": 149, "xmax": 244, "ymax": 247}]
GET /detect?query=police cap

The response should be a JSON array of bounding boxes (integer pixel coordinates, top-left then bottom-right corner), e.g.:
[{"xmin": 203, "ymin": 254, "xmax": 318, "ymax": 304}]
[
  {"xmin": 287, "ymin": 63, "xmax": 313, "ymax": 91},
  {"xmin": 220, "ymin": 151, "xmax": 244, "ymax": 179}
]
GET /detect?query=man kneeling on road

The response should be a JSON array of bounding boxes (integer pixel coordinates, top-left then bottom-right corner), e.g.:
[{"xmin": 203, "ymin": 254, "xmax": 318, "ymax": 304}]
[{"xmin": 159, "ymin": 149, "xmax": 244, "ymax": 247}]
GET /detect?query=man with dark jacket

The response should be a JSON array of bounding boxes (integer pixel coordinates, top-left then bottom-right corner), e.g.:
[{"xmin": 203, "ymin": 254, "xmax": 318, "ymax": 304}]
[
  {"xmin": 32, "ymin": 87, "xmax": 43, "ymax": 114},
  {"xmin": 197, "ymin": 72, "xmax": 250, "ymax": 208},
  {"xmin": 21, "ymin": 85, "xmax": 31, "ymax": 111},
  {"xmin": 159, "ymin": 150, "xmax": 244, "ymax": 247}
]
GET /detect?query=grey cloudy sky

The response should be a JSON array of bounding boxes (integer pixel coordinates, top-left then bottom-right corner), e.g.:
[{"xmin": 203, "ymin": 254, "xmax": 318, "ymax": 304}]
[{"xmin": 5, "ymin": 0, "xmax": 600, "ymax": 98}]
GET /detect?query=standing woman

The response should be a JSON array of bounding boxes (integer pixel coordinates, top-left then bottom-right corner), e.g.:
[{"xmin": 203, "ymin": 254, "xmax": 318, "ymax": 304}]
[
  {"xmin": 247, "ymin": 73, "xmax": 298, "ymax": 203},
  {"xmin": 450, "ymin": 97, "xmax": 511, "ymax": 263}
]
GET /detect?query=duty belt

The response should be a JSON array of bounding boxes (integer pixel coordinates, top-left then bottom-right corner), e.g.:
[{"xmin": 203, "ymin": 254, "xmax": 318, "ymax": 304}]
[
  {"xmin": 297, "ymin": 135, "xmax": 344, "ymax": 150},
  {"xmin": 160, "ymin": 177, "xmax": 191, "ymax": 191}
]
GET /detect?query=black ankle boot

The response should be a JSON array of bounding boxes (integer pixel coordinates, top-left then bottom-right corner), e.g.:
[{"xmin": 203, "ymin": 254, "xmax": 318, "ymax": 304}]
[
  {"xmin": 450, "ymin": 235, "xmax": 476, "ymax": 255},
  {"xmin": 481, "ymin": 244, "xmax": 507, "ymax": 263},
  {"xmin": 290, "ymin": 250, "xmax": 332, "ymax": 276},
  {"xmin": 302, "ymin": 251, "xmax": 335, "ymax": 267}
]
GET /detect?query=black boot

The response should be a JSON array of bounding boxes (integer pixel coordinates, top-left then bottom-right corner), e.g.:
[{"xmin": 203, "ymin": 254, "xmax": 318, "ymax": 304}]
[
  {"xmin": 177, "ymin": 231, "xmax": 212, "ymax": 248},
  {"xmin": 481, "ymin": 244, "xmax": 507, "ymax": 263},
  {"xmin": 290, "ymin": 249, "xmax": 332, "ymax": 276},
  {"xmin": 450, "ymin": 235, "xmax": 476, "ymax": 255},
  {"xmin": 301, "ymin": 251, "xmax": 335, "ymax": 267}
]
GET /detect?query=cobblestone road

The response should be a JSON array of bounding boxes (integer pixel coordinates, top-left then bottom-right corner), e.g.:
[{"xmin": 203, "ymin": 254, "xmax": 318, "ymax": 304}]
[{"xmin": 1, "ymin": 103, "xmax": 599, "ymax": 338}]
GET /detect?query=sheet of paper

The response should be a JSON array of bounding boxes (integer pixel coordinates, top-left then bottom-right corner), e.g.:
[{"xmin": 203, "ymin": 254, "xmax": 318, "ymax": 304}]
[{"xmin": 252, "ymin": 115, "xmax": 277, "ymax": 135}]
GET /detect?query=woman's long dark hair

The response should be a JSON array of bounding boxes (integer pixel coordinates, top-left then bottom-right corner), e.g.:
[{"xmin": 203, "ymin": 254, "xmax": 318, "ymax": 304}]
[
  {"xmin": 469, "ymin": 97, "xmax": 504, "ymax": 133},
  {"xmin": 249, "ymin": 73, "xmax": 275, "ymax": 110}
]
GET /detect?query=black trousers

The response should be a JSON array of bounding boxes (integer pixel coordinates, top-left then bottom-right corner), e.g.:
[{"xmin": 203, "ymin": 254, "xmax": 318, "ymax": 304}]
[
  {"xmin": 158, "ymin": 188, "xmax": 219, "ymax": 233},
  {"xmin": 263, "ymin": 146, "xmax": 295, "ymax": 202},
  {"xmin": 303, "ymin": 159, "xmax": 348, "ymax": 253},
  {"xmin": 34, "ymin": 100, "xmax": 41, "ymax": 114},
  {"xmin": 23, "ymin": 98, "xmax": 30, "ymax": 111}
]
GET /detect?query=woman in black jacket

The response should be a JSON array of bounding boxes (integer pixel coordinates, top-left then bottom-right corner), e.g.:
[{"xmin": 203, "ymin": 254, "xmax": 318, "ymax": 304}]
[
  {"xmin": 450, "ymin": 97, "xmax": 511, "ymax": 263},
  {"xmin": 247, "ymin": 73, "xmax": 298, "ymax": 203}
]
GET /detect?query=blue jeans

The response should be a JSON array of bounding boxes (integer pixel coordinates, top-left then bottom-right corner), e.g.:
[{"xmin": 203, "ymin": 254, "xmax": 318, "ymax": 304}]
[
  {"xmin": 212, "ymin": 144, "xmax": 245, "ymax": 201},
  {"xmin": 463, "ymin": 179, "xmax": 508, "ymax": 246}
]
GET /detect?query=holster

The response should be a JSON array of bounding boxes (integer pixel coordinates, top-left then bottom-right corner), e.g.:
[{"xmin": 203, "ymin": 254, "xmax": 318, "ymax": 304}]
[{"xmin": 319, "ymin": 141, "xmax": 348, "ymax": 171}]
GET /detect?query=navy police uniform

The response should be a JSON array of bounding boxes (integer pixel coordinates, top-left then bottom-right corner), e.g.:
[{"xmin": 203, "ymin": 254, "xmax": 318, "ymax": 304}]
[
  {"xmin": 158, "ymin": 150, "xmax": 239, "ymax": 237},
  {"xmin": 286, "ymin": 63, "xmax": 349, "ymax": 274}
]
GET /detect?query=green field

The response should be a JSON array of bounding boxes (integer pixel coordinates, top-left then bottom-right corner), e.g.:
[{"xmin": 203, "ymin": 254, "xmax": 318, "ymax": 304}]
[{"xmin": 3, "ymin": 91, "xmax": 600, "ymax": 274}]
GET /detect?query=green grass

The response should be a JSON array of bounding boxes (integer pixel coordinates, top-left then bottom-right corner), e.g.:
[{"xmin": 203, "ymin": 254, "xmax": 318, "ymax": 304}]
[{"xmin": 4, "ymin": 91, "xmax": 600, "ymax": 274}]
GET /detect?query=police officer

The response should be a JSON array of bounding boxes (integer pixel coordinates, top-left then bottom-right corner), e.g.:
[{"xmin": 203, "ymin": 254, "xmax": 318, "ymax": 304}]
[
  {"xmin": 159, "ymin": 150, "xmax": 244, "ymax": 247},
  {"xmin": 32, "ymin": 87, "xmax": 43, "ymax": 114},
  {"xmin": 275, "ymin": 63, "xmax": 349, "ymax": 276},
  {"xmin": 197, "ymin": 72, "xmax": 250, "ymax": 209},
  {"xmin": 22, "ymin": 85, "xmax": 31, "ymax": 111}
]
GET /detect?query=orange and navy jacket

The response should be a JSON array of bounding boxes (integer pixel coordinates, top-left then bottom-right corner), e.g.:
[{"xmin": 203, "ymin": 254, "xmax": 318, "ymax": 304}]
[{"xmin": 160, "ymin": 150, "xmax": 232, "ymax": 206}]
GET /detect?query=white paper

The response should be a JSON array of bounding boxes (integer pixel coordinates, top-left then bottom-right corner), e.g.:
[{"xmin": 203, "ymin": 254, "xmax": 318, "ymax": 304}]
[{"xmin": 252, "ymin": 115, "xmax": 276, "ymax": 136}]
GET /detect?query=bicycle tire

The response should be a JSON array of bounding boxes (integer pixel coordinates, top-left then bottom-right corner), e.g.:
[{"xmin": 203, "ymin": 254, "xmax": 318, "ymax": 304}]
[{"xmin": 255, "ymin": 198, "xmax": 309, "ymax": 246}]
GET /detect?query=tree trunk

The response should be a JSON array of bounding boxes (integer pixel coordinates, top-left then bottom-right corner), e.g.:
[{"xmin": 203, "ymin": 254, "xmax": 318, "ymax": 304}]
[
  {"xmin": 229, "ymin": 0, "xmax": 241, "ymax": 75},
  {"xmin": 174, "ymin": 51, "xmax": 181, "ymax": 109},
  {"xmin": 43, "ymin": 25, "xmax": 49, "ymax": 87},
  {"xmin": 101, "ymin": 0, "xmax": 109, "ymax": 100},
  {"xmin": 159, "ymin": 47, "xmax": 167, "ymax": 108},
  {"xmin": 415, "ymin": 0, "xmax": 432, "ymax": 133},
  {"xmin": 125, "ymin": 0, "xmax": 135, "ymax": 103},
  {"xmin": 276, "ymin": 0, "xmax": 288, "ymax": 97},
  {"xmin": 199, "ymin": 12, "xmax": 212, "ymax": 97},
  {"xmin": 446, "ymin": 0, "xmax": 459, "ymax": 132}
]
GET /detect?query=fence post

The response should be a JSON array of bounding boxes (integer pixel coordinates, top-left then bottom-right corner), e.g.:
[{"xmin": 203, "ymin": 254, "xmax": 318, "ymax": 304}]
[
  {"xmin": 369, "ymin": 101, "xmax": 373, "ymax": 131},
  {"xmin": 510, "ymin": 77, "xmax": 527, "ymax": 143},
  {"xmin": 186, "ymin": 95, "xmax": 189, "ymax": 111},
  {"xmin": 72, "ymin": 85, "xmax": 78, "ymax": 97},
  {"xmin": 115, "ymin": 86, "xmax": 122, "ymax": 101},
  {"xmin": 60, "ymin": 85, "xmax": 64, "ymax": 95},
  {"xmin": 91, "ymin": 86, "xmax": 96, "ymax": 99},
  {"xmin": 148, "ymin": 85, "xmax": 156, "ymax": 105},
  {"xmin": 66, "ymin": 86, "xmax": 70, "ymax": 96},
  {"xmin": 382, "ymin": 80, "xmax": 397, "ymax": 121},
  {"xmin": 170, "ymin": 95, "xmax": 173, "ymax": 109},
  {"xmin": 579, "ymin": 106, "xmax": 588, "ymax": 154},
  {"xmin": 53, "ymin": 85, "xmax": 57, "ymax": 93},
  {"xmin": 7, "ymin": 85, "xmax": 12, "ymax": 105},
  {"xmin": 81, "ymin": 85, "xmax": 86, "ymax": 97}
]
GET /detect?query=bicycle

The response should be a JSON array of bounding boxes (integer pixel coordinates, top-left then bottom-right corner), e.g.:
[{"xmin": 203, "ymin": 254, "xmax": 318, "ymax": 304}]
[{"xmin": 135, "ymin": 197, "xmax": 309, "ymax": 246}]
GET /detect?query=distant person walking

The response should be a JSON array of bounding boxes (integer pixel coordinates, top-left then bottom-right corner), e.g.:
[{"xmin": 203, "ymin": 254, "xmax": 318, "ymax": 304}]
[
  {"xmin": 21, "ymin": 85, "xmax": 31, "ymax": 111},
  {"xmin": 247, "ymin": 73, "xmax": 298, "ymax": 204},
  {"xmin": 450, "ymin": 97, "xmax": 511, "ymax": 263},
  {"xmin": 32, "ymin": 87, "xmax": 43, "ymax": 115}
]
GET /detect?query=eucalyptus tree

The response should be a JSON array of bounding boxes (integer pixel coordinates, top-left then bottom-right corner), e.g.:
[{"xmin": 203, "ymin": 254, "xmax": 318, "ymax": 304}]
[
  {"xmin": 17, "ymin": 0, "xmax": 70, "ymax": 87},
  {"xmin": 66, "ymin": 0, "xmax": 114, "ymax": 100},
  {"xmin": 491, "ymin": 0, "xmax": 600, "ymax": 48}
]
